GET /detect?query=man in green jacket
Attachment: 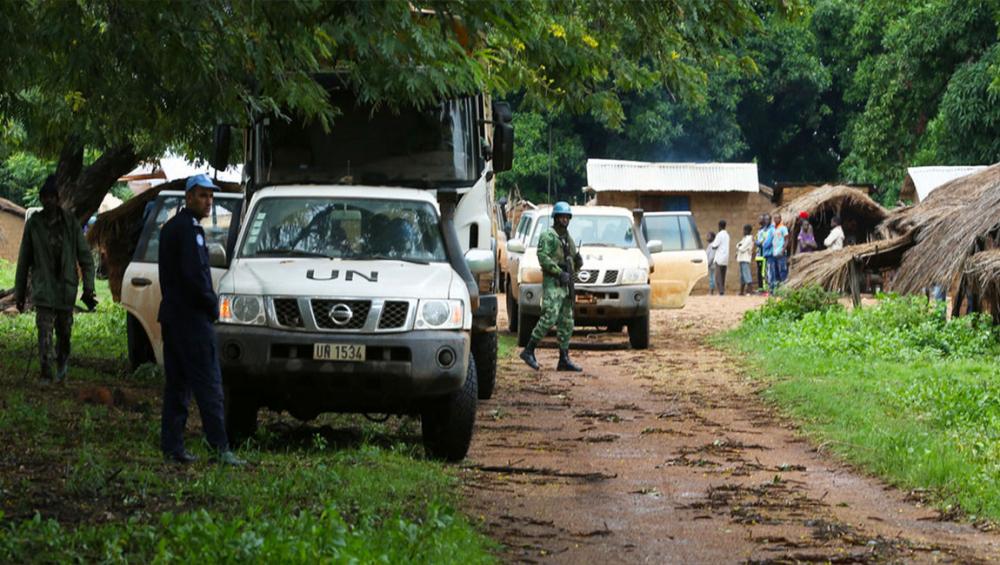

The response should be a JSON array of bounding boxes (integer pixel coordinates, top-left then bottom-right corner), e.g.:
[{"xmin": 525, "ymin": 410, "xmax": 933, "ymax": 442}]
[
  {"xmin": 14, "ymin": 176, "xmax": 97, "ymax": 384},
  {"xmin": 519, "ymin": 201, "xmax": 584, "ymax": 372}
]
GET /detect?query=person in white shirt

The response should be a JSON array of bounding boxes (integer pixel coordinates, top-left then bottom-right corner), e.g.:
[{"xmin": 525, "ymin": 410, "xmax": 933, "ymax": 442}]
[
  {"xmin": 824, "ymin": 215, "xmax": 845, "ymax": 250},
  {"xmin": 710, "ymin": 220, "xmax": 730, "ymax": 295},
  {"xmin": 736, "ymin": 224, "xmax": 754, "ymax": 295}
]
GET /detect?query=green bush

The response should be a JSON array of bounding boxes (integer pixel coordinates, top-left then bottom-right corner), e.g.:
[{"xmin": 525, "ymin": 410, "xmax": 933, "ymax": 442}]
[{"xmin": 746, "ymin": 284, "xmax": 843, "ymax": 323}]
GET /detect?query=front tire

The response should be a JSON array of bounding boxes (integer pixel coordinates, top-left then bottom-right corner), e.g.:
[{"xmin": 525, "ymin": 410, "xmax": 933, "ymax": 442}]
[
  {"xmin": 506, "ymin": 282, "xmax": 519, "ymax": 333},
  {"xmin": 421, "ymin": 355, "xmax": 478, "ymax": 461},
  {"xmin": 472, "ymin": 332, "xmax": 498, "ymax": 400},
  {"xmin": 517, "ymin": 309, "xmax": 538, "ymax": 347},
  {"xmin": 126, "ymin": 313, "xmax": 155, "ymax": 370},
  {"xmin": 224, "ymin": 388, "xmax": 259, "ymax": 446},
  {"xmin": 628, "ymin": 315, "xmax": 650, "ymax": 349}
]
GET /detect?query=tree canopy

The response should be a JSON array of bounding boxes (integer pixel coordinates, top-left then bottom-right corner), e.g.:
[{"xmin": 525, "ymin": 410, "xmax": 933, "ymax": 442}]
[{"xmin": 0, "ymin": 0, "xmax": 789, "ymax": 219}]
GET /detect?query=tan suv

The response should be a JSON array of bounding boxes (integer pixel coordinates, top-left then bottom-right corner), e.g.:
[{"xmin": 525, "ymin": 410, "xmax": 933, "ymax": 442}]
[{"xmin": 640, "ymin": 211, "xmax": 707, "ymax": 308}]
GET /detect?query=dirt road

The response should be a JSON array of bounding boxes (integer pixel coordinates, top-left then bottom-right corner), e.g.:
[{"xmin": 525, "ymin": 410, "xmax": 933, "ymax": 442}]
[{"xmin": 461, "ymin": 296, "xmax": 1000, "ymax": 564}]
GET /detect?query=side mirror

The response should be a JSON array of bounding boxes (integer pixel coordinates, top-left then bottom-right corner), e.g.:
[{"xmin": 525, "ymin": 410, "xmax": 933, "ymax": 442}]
[
  {"xmin": 208, "ymin": 243, "xmax": 228, "ymax": 269},
  {"xmin": 491, "ymin": 101, "xmax": 513, "ymax": 172},
  {"xmin": 211, "ymin": 124, "xmax": 231, "ymax": 172},
  {"xmin": 506, "ymin": 238, "xmax": 525, "ymax": 254},
  {"xmin": 465, "ymin": 249, "xmax": 495, "ymax": 275},
  {"xmin": 646, "ymin": 239, "xmax": 663, "ymax": 254}
]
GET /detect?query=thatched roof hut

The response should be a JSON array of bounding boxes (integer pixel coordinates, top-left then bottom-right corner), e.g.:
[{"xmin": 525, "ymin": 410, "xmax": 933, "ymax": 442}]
[
  {"xmin": 0, "ymin": 197, "xmax": 27, "ymax": 263},
  {"xmin": 785, "ymin": 234, "xmax": 912, "ymax": 291},
  {"xmin": 962, "ymin": 249, "xmax": 1000, "ymax": 322},
  {"xmin": 786, "ymin": 164, "xmax": 1000, "ymax": 299},
  {"xmin": 772, "ymin": 185, "xmax": 888, "ymax": 254},
  {"xmin": 87, "ymin": 178, "xmax": 241, "ymax": 301}
]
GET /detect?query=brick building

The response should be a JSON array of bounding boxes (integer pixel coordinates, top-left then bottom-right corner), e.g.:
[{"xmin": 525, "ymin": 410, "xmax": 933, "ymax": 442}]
[
  {"xmin": 583, "ymin": 159, "xmax": 775, "ymax": 294},
  {"xmin": 0, "ymin": 198, "xmax": 26, "ymax": 264}
]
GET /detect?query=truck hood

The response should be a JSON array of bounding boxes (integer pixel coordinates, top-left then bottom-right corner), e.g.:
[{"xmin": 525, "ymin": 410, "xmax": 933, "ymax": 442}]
[
  {"xmin": 221, "ymin": 258, "xmax": 459, "ymax": 300},
  {"xmin": 521, "ymin": 246, "xmax": 650, "ymax": 271},
  {"xmin": 579, "ymin": 246, "xmax": 650, "ymax": 270}
]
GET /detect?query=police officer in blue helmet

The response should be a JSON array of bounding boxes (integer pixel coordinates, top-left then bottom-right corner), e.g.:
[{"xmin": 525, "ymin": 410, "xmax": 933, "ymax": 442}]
[{"xmin": 158, "ymin": 174, "xmax": 245, "ymax": 466}]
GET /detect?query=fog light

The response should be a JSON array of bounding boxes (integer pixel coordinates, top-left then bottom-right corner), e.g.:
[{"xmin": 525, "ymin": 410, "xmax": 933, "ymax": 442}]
[
  {"xmin": 437, "ymin": 347, "xmax": 456, "ymax": 368},
  {"xmin": 526, "ymin": 291, "xmax": 534, "ymax": 301},
  {"xmin": 634, "ymin": 292, "xmax": 643, "ymax": 303},
  {"xmin": 223, "ymin": 342, "xmax": 242, "ymax": 361}
]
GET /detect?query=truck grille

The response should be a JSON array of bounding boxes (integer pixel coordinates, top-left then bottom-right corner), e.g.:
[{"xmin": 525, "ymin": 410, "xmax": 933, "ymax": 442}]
[
  {"xmin": 378, "ymin": 301, "xmax": 410, "ymax": 329},
  {"xmin": 312, "ymin": 299, "xmax": 370, "ymax": 330},
  {"xmin": 575, "ymin": 269, "xmax": 600, "ymax": 284},
  {"xmin": 603, "ymin": 270, "xmax": 619, "ymax": 284},
  {"xmin": 273, "ymin": 298, "xmax": 304, "ymax": 328}
]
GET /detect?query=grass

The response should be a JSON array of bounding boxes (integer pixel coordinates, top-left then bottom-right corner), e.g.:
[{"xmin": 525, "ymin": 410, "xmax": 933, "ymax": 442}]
[
  {"xmin": 498, "ymin": 333, "xmax": 517, "ymax": 360},
  {"xmin": 0, "ymin": 260, "xmax": 497, "ymax": 563},
  {"xmin": 720, "ymin": 288, "xmax": 1000, "ymax": 522}
]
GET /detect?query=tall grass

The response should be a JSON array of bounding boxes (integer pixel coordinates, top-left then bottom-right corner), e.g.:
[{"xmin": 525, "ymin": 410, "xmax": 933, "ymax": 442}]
[{"xmin": 724, "ymin": 287, "xmax": 1000, "ymax": 521}]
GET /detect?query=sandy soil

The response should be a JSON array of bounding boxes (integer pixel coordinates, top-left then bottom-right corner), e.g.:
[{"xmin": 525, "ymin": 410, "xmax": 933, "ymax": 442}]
[{"xmin": 460, "ymin": 295, "xmax": 1000, "ymax": 564}]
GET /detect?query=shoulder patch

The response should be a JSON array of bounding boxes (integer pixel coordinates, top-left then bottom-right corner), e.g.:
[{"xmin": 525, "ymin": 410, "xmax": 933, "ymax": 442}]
[
  {"xmin": 191, "ymin": 218, "xmax": 199, "ymax": 226},
  {"xmin": 196, "ymin": 234, "xmax": 205, "ymax": 247}
]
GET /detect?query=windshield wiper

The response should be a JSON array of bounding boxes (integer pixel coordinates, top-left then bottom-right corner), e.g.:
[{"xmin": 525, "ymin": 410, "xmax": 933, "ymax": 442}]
[
  {"xmin": 367, "ymin": 255, "xmax": 431, "ymax": 265},
  {"xmin": 253, "ymin": 248, "xmax": 331, "ymax": 258}
]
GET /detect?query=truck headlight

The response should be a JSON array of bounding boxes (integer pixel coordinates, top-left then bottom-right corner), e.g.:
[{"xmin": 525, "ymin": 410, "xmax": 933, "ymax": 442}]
[
  {"xmin": 621, "ymin": 268, "xmax": 649, "ymax": 285},
  {"xmin": 219, "ymin": 295, "xmax": 267, "ymax": 325},
  {"xmin": 416, "ymin": 299, "xmax": 464, "ymax": 329}
]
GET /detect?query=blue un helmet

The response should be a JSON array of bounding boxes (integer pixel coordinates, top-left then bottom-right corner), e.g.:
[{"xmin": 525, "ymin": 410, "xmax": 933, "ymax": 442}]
[{"xmin": 552, "ymin": 201, "xmax": 572, "ymax": 218}]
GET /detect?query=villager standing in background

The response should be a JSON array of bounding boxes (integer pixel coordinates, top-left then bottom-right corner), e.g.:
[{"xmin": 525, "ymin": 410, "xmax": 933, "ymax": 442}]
[
  {"xmin": 14, "ymin": 175, "xmax": 97, "ymax": 384},
  {"xmin": 705, "ymin": 231, "xmax": 717, "ymax": 295},
  {"xmin": 825, "ymin": 215, "xmax": 845, "ymax": 250},
  {"xmin": 520, "ymin": 201, "xmax": 584, "ymax": 372},
  {"xmin": 710, "ymin": 220, "xmax": 730, "ymax": 295},
  {"xmin": 737, "ymin": 224, "xmax": 754, "ymax": 295},
  {"xmin": 772, "ymin": 214, "xmax": 790, "ymax": 289},
  {"xmin": 797, "ymin": 212, "xmax": 817, "ymax": 254},
  {"xmin": 755, "ymin": 214, "xmax": 770, "ymax": 294}
]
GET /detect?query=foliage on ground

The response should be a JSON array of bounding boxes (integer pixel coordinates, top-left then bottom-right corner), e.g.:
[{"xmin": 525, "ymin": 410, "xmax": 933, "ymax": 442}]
[
  {"xmin": 724, "ymin": 286, "xmax": 1000, "ymax": 522},
  {"xmin": 0, "ymin": 262, "xmax": 496, "ymax": 563}
]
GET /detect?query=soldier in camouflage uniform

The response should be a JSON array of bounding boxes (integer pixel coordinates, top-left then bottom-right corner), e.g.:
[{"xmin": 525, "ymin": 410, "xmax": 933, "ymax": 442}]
[{"xmin": 519, "ymin": 201, "xmax": 584, "ymax": 372}]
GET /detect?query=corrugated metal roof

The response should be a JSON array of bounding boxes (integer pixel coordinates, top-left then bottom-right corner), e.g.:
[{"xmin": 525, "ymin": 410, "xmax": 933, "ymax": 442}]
[
  {"xmin": 907, "ymin": 166, "xmax": 988, "ymax": 201},
  {"xmin": 584, "ymin": 159, "xmax": 759, "ymax": 193}
]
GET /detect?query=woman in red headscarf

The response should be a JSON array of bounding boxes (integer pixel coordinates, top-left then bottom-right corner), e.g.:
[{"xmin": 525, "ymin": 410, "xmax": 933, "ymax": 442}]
[{"xmin": 797, "ymin": 211, "xmax": 817, "ymax": 253}]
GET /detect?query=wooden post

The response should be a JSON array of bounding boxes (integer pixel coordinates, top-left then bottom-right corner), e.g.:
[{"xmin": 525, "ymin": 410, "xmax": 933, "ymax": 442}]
[
  {"xmin": 952, "ymin": 280, "xmax": 966, "ymax": 318},
  {"xmin": 849, "ymin": 258, "xmax": 862, "ymax": 309}
]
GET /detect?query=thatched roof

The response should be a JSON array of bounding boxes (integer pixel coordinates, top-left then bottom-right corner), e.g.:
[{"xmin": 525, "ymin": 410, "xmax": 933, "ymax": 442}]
[
  {"xmin": 888, "ymin": 164, "xmax": 1000, "ymax": 295},
  {"xmin": 785, "ymin": 234, "xmax": 913, "ymax": 291},
  {"xmin": 772, "ymin": 184, "xmax": 886, "ymax": 226},
  {"xmin": 87, "ymin": 178, "xmax": 241, "ymax": 301},
  {"xmin": 786, "ymin": 164, "xmax": 1000, "ymax": 297},
  {"xmin": 962, "ymin": 249, "xmax": 1000, "ymax": 322},
  {"xmin": 0, "ymin": 197, "xmax": 26, "ymax": 218}
]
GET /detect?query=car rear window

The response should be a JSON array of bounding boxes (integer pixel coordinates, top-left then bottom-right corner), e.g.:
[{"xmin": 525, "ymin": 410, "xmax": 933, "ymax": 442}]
[{"xmin": 642, "ymin": 215, "xmax": 702, "ymax": 251}]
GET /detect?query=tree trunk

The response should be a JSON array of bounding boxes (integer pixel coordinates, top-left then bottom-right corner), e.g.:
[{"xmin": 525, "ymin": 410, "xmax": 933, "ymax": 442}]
[{"xmin": 55, "ymin": 140, "xmax": 139, "ymax": 223}]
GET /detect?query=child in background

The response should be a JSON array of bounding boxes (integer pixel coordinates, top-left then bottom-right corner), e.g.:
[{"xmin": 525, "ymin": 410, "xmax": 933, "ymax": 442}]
[
  {"xmin": 706, "ymin": 231, "xmax": 716, "ymax": 295},
  {"xmin": 736, "ymin": 224, "xmax": 754, "ymax": 295}
]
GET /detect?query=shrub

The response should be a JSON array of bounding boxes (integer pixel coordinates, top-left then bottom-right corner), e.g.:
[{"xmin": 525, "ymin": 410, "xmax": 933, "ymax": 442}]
[{"xmin": 747, "ymin": 285, "xmax": 843, "ymax": 323}]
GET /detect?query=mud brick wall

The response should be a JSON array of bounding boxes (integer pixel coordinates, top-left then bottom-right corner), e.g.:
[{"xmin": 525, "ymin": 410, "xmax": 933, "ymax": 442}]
[
  {"xmin": 593, "ymin": 191, "xmax": 775, "ymax": 294},
  {"xmin": 0, "ymin": 214, "xmax": 24, "ymax": 265}
]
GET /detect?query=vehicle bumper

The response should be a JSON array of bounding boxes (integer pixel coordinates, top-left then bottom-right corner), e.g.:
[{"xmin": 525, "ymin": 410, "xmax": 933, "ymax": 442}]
[
  {"xmin": 519, "ymin": 284, "xmax": 650, "ymax": 323},
  {"xmin": 215, "ymin": 325, "xmax": 469, "ymax": 414}
]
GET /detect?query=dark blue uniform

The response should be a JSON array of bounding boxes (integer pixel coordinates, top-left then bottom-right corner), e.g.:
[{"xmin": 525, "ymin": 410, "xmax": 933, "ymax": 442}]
[{"xmin": 158, "ymin": 207, "xmax": 228, "ymax": 456}]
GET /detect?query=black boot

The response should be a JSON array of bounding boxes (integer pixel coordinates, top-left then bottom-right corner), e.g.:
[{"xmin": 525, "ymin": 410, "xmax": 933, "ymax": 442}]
[
  {"xmin": 519, "ymin": 340, "xmax": 539, "ymax": 371},
  {"xmin": 557, "ymin": 349, "xmax": 582, "ymax": 372}
]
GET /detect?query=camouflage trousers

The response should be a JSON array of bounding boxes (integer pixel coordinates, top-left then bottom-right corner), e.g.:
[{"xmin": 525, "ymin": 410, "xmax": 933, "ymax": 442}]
[
  {"xmin": 530, "ymin": 282, "xmax": 574, "ymax": 350},
  {"xmin": 36, "ymin": 307, "xmax": 74, "ymax": 381}
]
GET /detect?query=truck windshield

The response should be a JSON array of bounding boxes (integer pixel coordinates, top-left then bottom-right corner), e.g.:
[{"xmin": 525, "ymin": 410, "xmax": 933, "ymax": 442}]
[
  {"xmin": 240, "ymin": 197, "xmax": 447, "ymax": 263},
  {"xmin": 263, "ymin": 89, "xmax": 483, "ymax": 189},
  {"xmin": 530, "ymin": 216, "xmax": 637, "ymax": 249}
]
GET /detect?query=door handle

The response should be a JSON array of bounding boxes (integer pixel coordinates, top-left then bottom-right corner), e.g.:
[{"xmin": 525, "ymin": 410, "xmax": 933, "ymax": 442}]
[
  {"xmin": 690, "ymin": 258, "xmax": 703, "ymax": 264},
  {"xmin": 131, "ymin": 277, "xmax": 152, "ymax": 287}
]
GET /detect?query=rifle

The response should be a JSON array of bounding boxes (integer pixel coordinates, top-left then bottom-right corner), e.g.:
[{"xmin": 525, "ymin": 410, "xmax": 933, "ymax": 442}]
[{"xmin": 560, "ymin": 236, "xmax": 575, "ymax": 301}]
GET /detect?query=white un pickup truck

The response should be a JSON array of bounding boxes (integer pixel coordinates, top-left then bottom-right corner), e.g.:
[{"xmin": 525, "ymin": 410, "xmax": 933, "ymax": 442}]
[{"xmin": 122, "ymin": 76, "xmax": 513, "ymax": 461}]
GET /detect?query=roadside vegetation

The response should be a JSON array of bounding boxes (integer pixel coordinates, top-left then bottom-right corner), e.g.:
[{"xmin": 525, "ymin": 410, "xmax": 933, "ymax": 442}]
[
  {"xmin": 723, "ymin": 285, "xmax": 1000, "ymax": 522},
  {"xmin": 0, "ymin": 261, "xmax": 496, "ymax": 563}
]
